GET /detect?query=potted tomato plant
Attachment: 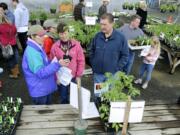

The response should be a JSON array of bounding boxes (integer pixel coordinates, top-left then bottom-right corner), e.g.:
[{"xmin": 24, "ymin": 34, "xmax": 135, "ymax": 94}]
[{"xmin": 97, "ymin": 72, "xmax": 140, "ymax": 133}]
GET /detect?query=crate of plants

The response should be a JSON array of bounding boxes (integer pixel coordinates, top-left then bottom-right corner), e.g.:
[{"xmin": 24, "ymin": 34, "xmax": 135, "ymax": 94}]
[
  {"xmin": 0, "ymin": 97, "xmax": 23, "ymax": 135},
  {"xmin": 95, "ymin": 72, "xmax": 140, "ymax": 133},
  {"xmin": 128, "ymin": 36, "xmax": 151, "ymax": 50}
]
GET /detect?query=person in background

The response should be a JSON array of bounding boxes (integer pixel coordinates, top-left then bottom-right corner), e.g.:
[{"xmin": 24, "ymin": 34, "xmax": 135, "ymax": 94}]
[
  {"xmin": 0, "ymin": 2, "xmax": 15, "ymax": 24},
  {"xmin": 73, "ymin": 0, "xmax": 85, "ymax": 22},
  {"xmin": 89, "ymin": 13, "xmax": 129, "ymax": 98},
  {"xmin": 43, "ymin": 19, "xmax": 58, "ymax": 59},
  {"xmin": 22, "ymin": 25, "xmax": 69, "ymax": 105},
  {"xmin": 98, "ymin": 0, "xmax": 109, "ymax": 20},
  {"xmin": 0, "ymin": 12, "xmax": 20, "ymax": 79},
  {"xmin": 12, "ymin": 0, "xmax": 29, "ymax": 53},
  {"xmin": 50, "ymin": 22, "xmax": 85, "ymax": 104},
  {"xmin": 117, "ymin": 14, "xmax": 144, "ymax": 75},
  {"xmin": 134, "ymin": 36, "xmax": 160, "ymax": 89},
  {"xmin": 136, "ymin": 1, "xmax": 148, "ymax": 29}
]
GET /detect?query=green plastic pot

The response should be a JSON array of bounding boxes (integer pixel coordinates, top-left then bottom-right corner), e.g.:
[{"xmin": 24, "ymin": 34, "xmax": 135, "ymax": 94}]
[{"xmin": 74, "ymin": 120, "xmax": 88, "ymax": 135}]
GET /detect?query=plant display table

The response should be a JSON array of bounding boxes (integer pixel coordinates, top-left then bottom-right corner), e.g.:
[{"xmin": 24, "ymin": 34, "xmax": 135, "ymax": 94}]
[
  {"xmin": 15, "ymin": 103, "xmax": 180, "ymax": 135},
  {"xmin": 161, "ymin": 44, "xmax": 180, "ymax": 74}
]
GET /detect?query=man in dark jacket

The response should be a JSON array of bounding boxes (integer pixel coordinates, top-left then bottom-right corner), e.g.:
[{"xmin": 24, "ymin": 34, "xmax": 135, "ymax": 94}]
[
  {"xmin": 73, "ymin": 0, "xmax": 85, "ymax": 22},
  {"xmin": 98, "ymin": 0, "xmax": 109, "ymax": 20},
  {"xmin": 89, "ymin": 13, "xmax": 129, "ymax": 97}
]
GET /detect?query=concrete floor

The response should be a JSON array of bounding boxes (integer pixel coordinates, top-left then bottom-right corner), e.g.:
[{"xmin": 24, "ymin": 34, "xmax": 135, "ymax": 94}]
[
  {"xmin": 0, "ymin": 8, "xmax": 179, "ymax": 105},
  {"xmin": 0, "ymin": 50, "xmax": 179, "ymax": 105}
]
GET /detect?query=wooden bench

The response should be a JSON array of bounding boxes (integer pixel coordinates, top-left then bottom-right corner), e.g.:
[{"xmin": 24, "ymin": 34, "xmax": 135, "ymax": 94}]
[{"xmin": 16, "ymin": 103, "xmax": 180, "ymax": 135}]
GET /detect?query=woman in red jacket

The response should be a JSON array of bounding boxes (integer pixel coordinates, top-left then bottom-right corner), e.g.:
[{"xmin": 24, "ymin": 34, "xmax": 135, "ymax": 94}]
[{"xmin": 0, "ymin": 13, "xmax": 19, "ymax": 78}]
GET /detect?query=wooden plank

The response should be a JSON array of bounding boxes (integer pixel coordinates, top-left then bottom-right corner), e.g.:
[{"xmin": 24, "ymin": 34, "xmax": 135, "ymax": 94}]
[
  {"xmin": 23, "ymin": 104, "xmax": 180, "ymax": 112},
  {"xmin": 18, "ymin": 104, "xmax": 180, "ymax": 135},
  {"xmin": 21, "ymin": 109, "xmax": 78, "ymax": 117},
  {"xmin": 16, "ymin": 126, "xmax": 105, "ymax": 135},
  {"xmin": 142, "ymin": 115, "xmax": 180, "ymax": 122},
  {"xmin": 20, "ymin": 110, "xmax": 180, "ymax": 123},
  {"xmin": 144, "ymin": 100, "xmax": 177, "ymax": 105},
  {"xmin": 143, "ymin": 109, "xmax": 180, "ymax": 117},
  {"xmin": 17, "ymin": 120, "xmax": 102, "ymax": 129},
  {"xmin": 144, "ymin": 104, "xmax": 180, "ymax": 111},
  {"xmin": 129, "ymin": 127, "xmax": 180, "ymax": 135},
  {"xmin": 129, "ymin": 121, "xmax": 180, "ymax": 131},
  {"xmin": 22, "ymin": 104, "xmax": 73, "ymax": 111},
  {"xmin": 20, "ymin": 115, "xmax": 79, "ymax": 122},
  {"xmin": 129, "ymin": 129, "xmax": 162, "ymax": 135}
]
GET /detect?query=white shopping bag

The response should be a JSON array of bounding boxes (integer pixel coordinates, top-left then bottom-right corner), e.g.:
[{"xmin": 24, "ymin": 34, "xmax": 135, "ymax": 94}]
[
  {"xmin": 56, "ymin": 67, "xmax": 73, "ymax": 86},
  {"xmin": 140, "ymin": 46, "xmax": 151, "ymax": 57}
]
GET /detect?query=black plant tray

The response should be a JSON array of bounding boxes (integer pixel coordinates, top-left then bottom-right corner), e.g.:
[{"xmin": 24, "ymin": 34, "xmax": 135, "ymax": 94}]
[{"xmin": 0, "ymin": 98, "xmax": 23, "ymax": 135}]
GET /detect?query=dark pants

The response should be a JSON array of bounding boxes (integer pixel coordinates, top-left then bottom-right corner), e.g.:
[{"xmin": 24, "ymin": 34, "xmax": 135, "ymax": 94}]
[
  {"xmin": 32, "ymin": 94, "xmax": 52, "ymax": 105},
  {"xmin": 123, "ymin": 50, "xmax": 135, "ymax": 75},
  {"xmin": 18, "ymin": 32, "xmax": 28, "ymax": 53},
  {"xmin": 7, "ymin": 45, "xmax": 19, "ymax": 69},
  {"xmin": 58, "ymin": 78, "xmax": 76, "ymax": 104}
]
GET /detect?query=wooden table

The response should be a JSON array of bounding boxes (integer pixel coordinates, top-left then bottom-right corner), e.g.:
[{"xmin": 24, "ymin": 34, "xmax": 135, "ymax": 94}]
[{"xmin": 16, "ymin": 103, "xmax": 180, "ymax": 135}]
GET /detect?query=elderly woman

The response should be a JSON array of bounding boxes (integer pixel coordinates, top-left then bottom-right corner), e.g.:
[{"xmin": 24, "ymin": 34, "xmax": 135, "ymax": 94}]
[
  {"xmin": 0, "ymin": 12, "xmax": 19, "ymax": 78},
  {"xmin": 50, "ymin": 22, "xmax": 85, "ymax": 104},
  {"xmin": 22, "ymin": 25, "xmax": 69, "ymax": 105}
]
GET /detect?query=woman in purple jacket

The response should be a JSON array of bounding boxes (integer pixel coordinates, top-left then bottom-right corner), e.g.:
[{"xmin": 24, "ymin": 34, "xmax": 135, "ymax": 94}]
[{"xmin": 22, "ymin": 25, "xmax": 69, "ymax": 105}]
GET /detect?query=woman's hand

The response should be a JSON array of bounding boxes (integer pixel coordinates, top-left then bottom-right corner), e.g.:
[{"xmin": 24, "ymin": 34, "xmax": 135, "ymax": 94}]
[{"xmin": 59, "ymin": 59, "xmax": 70, "ymax": 67}]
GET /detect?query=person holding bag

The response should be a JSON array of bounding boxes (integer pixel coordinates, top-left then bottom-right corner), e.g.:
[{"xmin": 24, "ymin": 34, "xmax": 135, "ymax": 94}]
[
  {"xmin": 50, "ymin": 22, "xmax": 85, "ymax": 104},
  {"xmin": 0, "ymin": 12, "xmax": 20, "ymax": 78},
  {"xmin": 22, "ymin": 25, "xmax": 69, "ymax": 105}
]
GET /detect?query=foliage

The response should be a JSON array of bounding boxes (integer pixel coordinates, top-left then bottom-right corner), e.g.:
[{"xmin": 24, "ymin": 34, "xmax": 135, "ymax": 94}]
[
  {"xmin": 160, "ymin": 4, "xmax": 168, "ymax": 12},
  {"xmin": 68, "ymin": 21, "xmax": 119, "ymax": 49},
  {"xmin": 39, "ymin": 10, "xmax": 48, "ymax": 20},
  {"xmin": 128, "ymin": 3, "xmax": 134, "ymax": 10},
  {"xmin": 29, "ymin": 11, "xmax": 38, "ymax": 21},
  {"xmin": 68, "ymin": 21, "xmax": 100, "ymax": 48},
  {"xmin": 122, "ymin": 2, "xmax": 139, "ymax": 10},
  {"xmin": 122, "ymin": 2, "xmax": 129, "ymax": 9},
  {"xmin": 135, "ymin": 36, "xmax": 151, "ymax": 46},
  {"xmin": 50, "ymin": 4, "xmax": 57, "ymax": 9},
  {"xmin": 86, "ymin": 12, "xmax": 98, "ymax": 17},
  {"xmin": 145, "ymin": 24, "xmax": 180, "ymax": 50},
  {"xmin": 99, "ymin": 72, "xmax": 140, "ymax": 132},
  {"xmin": 0, "ymin": 97, "xmax": 23, "ymax": 134},
  {"xmin": 134, "ymin": 2, "xmax": 140, "ymax": 10},
  {"xmin": 160, "ymin": 4, "xmax": 177, "ymax": 12}
]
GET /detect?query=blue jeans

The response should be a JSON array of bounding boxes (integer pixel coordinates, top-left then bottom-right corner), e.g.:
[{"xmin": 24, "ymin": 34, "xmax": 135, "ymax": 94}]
[
  {"xmin": 7, "ymin": 45, "xmax": 19, "ymax": 69},
  {"xmin": 32, "ymin": 94, "xmax": 52, "ymax": 105},
  {"xmin": 139, "ymin": 63, "xmax": 154, "ymax": 82},
  {"xmin": 58, "ymin": 78, "xmax": 76, "ymax": 104},
  {"xmin": 123, "ymin": 50, "xmax": 135, "ymax": 75}
]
